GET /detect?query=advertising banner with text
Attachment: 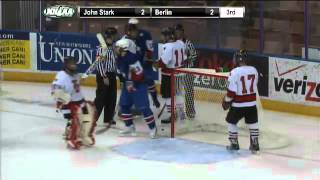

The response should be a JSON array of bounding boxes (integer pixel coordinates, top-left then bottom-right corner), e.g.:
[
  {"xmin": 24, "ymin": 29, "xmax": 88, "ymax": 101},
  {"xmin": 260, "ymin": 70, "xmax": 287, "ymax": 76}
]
[
  {"xmin": 269, "ymin": 57, "xmax": 320, "ymax": 106},
  {"xmin": 0, "ymin": 30, "xmax": 31, "ymax": 69},
  {"xmin": 37, "ymin": 32, "xmax": 99, "ymax": 73}
]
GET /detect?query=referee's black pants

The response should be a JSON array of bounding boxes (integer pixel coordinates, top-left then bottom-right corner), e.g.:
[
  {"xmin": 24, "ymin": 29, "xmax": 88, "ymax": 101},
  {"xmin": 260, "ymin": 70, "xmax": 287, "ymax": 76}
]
[{"xmin": 94, "ymin": 73, "xmax": 117, "ymax": 123}]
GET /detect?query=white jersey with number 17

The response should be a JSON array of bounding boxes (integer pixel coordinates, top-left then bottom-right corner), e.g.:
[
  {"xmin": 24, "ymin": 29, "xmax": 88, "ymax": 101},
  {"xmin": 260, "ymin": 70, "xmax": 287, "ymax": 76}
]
[
  {"xmin": 227, "ymin": 66, "xmax": 259, "ymax": 107},
  {"xmin": 160, "ymin": 41, "xmax": 187, "ymax": 71}
]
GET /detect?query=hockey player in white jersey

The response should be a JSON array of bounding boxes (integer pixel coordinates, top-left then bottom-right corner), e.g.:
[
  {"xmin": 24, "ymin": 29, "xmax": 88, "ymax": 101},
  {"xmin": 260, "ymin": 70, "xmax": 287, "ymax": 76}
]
[
  {"xmin": 51, "ymin": 56, "xmax": 96, "ymax": 150},
  {"xmin": 222, "ymin": 49, "xmax": 260, "ymax": 153},
  {"xmin": 156, "ymin": 27, "xmax": 187, "ymax": 123}
]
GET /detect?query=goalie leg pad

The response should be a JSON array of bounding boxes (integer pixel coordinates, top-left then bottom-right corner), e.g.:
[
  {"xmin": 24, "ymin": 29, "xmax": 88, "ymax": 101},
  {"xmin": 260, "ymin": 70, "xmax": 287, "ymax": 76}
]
[
  {"xmin": 67, "ymin": 104, "xmax": 81, "ymax": 149},
  {"xmin": 77, "ymin": 102, "xmax": 96, "ymax": 146}
]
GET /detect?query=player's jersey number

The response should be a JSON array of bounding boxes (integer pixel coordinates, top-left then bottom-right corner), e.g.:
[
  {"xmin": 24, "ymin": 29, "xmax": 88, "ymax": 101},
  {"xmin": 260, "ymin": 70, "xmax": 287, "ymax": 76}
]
[
  {"xmin": 174, "ymin": 49, "xmax": 184, "ymax": 67},
  {"xmin": 240, "ymin": 74, "xmax": 255, "ymax": 94}
]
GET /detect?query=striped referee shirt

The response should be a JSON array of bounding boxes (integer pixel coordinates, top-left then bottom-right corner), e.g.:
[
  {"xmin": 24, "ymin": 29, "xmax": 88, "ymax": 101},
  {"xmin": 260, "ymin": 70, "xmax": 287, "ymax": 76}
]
[
  {"xmin": 96, "ymin": 46, "xmax": 117, "ymax": 77},
  {"xmin": 183, "ymin": 38, "xmax": 197, "ymax": 68}
]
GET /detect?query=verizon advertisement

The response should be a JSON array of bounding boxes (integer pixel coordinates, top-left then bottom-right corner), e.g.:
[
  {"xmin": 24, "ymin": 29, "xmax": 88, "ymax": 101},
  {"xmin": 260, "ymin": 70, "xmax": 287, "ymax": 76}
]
[{"xmin": 269, "ymin": 57, "xmax": 320, "ymax": 106}]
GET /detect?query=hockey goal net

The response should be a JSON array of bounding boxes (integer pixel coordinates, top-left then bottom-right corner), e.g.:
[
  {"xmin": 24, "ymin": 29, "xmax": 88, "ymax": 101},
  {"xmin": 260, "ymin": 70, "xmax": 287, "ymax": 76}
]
[
  {"xmin": 161, "ymin": 68, "xmax": 290, "ymax": 151},
  {"xmin": 165, "ymin": 68, "xmax": 230, "ymax": 138}
]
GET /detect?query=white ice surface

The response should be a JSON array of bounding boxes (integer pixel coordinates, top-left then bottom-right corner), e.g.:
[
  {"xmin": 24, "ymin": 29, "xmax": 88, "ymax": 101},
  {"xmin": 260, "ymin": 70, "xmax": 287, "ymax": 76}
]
[{"xmin": 1, "ymin": 81, "xmax": 319, "ymax": 180}]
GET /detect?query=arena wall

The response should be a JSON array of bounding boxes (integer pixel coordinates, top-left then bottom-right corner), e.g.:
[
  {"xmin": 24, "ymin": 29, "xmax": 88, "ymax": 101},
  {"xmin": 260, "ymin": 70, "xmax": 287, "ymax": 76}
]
[{"xmin": 1, "ymin": 30, "xmax": 319, "ymax": 117}]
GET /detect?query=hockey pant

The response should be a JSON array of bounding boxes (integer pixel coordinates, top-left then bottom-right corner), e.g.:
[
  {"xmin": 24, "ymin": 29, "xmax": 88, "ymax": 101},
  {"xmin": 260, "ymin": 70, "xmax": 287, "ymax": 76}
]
[{"xmin": 119, "ymin": 83, "xmax": 156, "ymax": 130}]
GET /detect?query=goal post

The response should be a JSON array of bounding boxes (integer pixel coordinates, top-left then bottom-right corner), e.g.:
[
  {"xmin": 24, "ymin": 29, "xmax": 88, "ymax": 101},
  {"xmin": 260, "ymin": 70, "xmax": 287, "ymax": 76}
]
[{"xmin": 169, "ymin": 68, "xmax": 230, "ymax": 138}]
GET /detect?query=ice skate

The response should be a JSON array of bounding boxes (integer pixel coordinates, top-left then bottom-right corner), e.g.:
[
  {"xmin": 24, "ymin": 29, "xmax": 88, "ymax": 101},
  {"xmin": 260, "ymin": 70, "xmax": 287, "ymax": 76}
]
[
  {"xmin": 119, "ymin": 125, "xmax": 136, "ymax": 137},
  {"xmin": 249, "ymin": 137, "xmax": 260, "ymax": 154},
  {"xmin": 149, "ymin": 127, "xmax": 157, "ymax": 139},
  {"xmin": 226, "ymin": 138, "xmax": 240, "ymax": 152}
]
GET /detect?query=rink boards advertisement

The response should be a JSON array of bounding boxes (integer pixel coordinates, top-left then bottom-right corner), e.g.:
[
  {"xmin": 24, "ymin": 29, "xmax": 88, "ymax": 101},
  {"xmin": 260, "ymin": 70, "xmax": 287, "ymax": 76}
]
[
  {"xmin": 269, "ymin": 57, "xmax": 320, "ymax": 106},
  {"xmin": 0, "ymin": 30, "xmax": 31, "ymax": 69},
  {"xmin": 36, "ymin": 32, "xmax": 100, "ymax": 73}
]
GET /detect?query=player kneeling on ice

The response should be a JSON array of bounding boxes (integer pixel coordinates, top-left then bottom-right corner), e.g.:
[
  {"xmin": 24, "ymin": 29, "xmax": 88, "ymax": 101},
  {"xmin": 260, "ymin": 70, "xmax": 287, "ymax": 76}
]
[
  {"xmin": 51, "ymin": 56, "xmax": 96, "ymax": 149},
  {"xmin": 115, "ymin": 39, "xmax": 157, "ymax": 138},
  {"xmin": 222, "ymin": 49, "xmax": 260, "ymax": 154}
]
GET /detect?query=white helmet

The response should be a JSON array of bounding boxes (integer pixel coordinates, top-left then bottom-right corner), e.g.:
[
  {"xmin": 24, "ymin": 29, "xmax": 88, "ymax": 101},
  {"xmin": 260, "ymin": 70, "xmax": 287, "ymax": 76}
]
[
  {"xmin": 115, "ymin": 39, "xmax": 130, "ymax": 51},
  {"xmin": 128, "ymin": 18, "xmax": 139, "ymax": 25}
]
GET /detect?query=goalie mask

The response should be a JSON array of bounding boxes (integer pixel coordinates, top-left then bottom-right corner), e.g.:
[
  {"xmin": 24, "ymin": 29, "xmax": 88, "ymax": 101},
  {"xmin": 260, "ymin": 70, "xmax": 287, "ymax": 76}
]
[
  {"xmin": 233, "ymin": 49, "xmax": 248, "ymax": 67},
  {"xmin": 63, "ymin": 56, "xmax": 77, "ymax": 75}
]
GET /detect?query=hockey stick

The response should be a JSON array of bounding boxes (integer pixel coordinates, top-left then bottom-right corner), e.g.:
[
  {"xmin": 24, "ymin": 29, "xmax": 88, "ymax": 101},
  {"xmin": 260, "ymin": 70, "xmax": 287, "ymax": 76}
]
[
  {"xmin": 82, "ymin": 33, "xmax": 108, "ymax": 79},
  {"xmin": 157, "ymin": 103, "xmax": 166, "ymax": 119}
]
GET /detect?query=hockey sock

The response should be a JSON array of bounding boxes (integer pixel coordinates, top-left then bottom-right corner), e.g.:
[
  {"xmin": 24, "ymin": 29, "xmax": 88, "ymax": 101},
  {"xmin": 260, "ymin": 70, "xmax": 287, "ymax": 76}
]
[
  {"xmin": 121, "ymin": 105, "xmax": 134, "ymax": 127},
  {"xmin": 248, "ymin": 123, "xmax": 259, "ymax": 141},
  {"xmin": 228, "ymin": 123, "xmax": 238, "ymax": 143},
  {"xmin": 121, "ymin": 113, "xmax": 134, "ymax": 127},
  {"xmin": 141, "ymin": 108, "xmax": 156, "ymax": 130},
  {"xmin": 144, "ymin": 115, "xmax": 156, "ymax": 129}
]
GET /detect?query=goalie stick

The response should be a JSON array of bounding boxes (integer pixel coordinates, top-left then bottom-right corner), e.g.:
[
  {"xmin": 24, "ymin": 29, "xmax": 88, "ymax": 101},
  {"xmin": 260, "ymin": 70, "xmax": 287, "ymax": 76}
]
[{"xmin": 82, "ymin": 33, "xmax": 108, "ymax": 79}]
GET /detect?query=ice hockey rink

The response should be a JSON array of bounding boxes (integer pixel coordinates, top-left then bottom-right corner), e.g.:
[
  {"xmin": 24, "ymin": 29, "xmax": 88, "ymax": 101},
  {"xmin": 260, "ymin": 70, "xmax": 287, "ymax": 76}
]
[{"xmin": 1, "ymin": 81, "xmax": 319, "ymax": 180}]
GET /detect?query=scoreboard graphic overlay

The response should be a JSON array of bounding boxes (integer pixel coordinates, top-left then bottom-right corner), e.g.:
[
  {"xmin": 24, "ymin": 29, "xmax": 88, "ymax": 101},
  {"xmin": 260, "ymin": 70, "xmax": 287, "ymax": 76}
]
[{"xmin": 78, "ymin": 7, "xmax": 245, "ymax": 18}]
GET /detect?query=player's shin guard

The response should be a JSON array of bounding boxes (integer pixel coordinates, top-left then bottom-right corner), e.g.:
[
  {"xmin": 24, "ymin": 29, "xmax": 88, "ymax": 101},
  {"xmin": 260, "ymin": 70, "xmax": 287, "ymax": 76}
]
[
  {"xmin": 248, "ymin": 123, "xmax": 260, "ymax": 152},
  {"xmin": 121, "ymin": 113, "xmax": 134, "ymax": 127},
  {"xmin": 227, "ymin": 123, "xmax": 239, "ymax": 151},
  {"xmin": 119, "ymin": 108, "xmax": 136, "ymax": 136},
  {"xmin": 141, "ymin": 108, "xmax": 156, "ymax": 138},
  {"xmin": 120, "ymin": 105, "xmax": 134, "ymax": 127},
  {"xmin": 142, "ymin": 110, "xmax": 156, "ymax": 130}
]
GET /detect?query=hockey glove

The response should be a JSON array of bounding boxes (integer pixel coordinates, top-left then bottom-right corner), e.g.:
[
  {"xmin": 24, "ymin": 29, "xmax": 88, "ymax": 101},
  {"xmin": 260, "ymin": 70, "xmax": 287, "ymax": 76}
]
[
  {"xmin": 222, "ymin": 95, "xmax": 232, "ymax": 111},
  {"xmin": 153, "ymin": 61, "xmax": 160, "ymax": 69}
]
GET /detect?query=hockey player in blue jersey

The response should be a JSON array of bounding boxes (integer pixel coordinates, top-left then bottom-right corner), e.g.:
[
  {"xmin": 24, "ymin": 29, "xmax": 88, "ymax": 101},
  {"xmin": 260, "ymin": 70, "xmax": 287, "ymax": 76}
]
[
  {"xmin": 125, "ymin": 18, "xmax": 160, "ymax": 108},
  {"xmin": 115, "ymin": 38, "xmax": 157, "ymax": 138}
]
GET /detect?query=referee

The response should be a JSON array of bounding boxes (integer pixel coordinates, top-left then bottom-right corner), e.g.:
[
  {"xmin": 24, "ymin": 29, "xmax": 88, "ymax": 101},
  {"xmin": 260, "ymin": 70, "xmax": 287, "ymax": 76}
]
[
  {"xmin": 94, "ymin": 27, "xmax": 118, "ymax": 126},
  {"xmin": 175, "ymin": 24, "xmax": 198, "ymax": 119}
]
